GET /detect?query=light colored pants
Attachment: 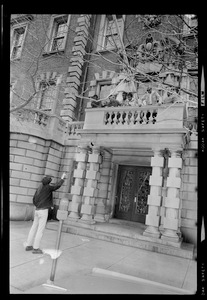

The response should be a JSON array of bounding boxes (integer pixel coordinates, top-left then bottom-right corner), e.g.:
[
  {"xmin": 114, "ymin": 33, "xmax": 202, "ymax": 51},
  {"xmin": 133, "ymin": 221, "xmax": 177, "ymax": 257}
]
[{"xmin": 26, "ymin": 209, "xmax": 48, "ymax": 249}]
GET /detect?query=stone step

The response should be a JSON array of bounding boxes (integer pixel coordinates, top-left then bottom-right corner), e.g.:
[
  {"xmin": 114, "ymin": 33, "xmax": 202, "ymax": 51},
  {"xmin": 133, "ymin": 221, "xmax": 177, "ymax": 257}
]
[{"xmin": 46, "ymin": 220, "xmax": 195, "ymax": 260}]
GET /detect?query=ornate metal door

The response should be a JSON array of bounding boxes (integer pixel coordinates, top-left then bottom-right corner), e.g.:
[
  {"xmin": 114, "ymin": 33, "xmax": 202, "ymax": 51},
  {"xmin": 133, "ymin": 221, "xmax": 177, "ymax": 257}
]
[{"xmin": 114, "ymin": 165, "xmax": 151, "ymax": 223}]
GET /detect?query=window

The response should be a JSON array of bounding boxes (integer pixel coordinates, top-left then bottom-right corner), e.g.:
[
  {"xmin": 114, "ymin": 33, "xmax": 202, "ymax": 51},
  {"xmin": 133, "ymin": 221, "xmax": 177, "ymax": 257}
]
[
  {"xmin": 99, "ymin": 83, "xmax": 113, "ymax": 99},
  {"xmin": 38, "ymin": 81, "xmax": 57, "ymax": 111},
  {"xmin": 44, "ymin": 15, "xmax": 70, "ymax": 53},
  {"xmin": 10, "ymin": 81, "xmax": 16, "ymax": 104},
  {"xmin": 10, "ymin": 25, "xmax": 27, "ymax": 60},
  {"xmin": 97, "ymin": 15, "xmax": 125, "ymax": 51},
  {"xmin": 183, "ymin": 15, "xmax": 197, "ymax": 35}
]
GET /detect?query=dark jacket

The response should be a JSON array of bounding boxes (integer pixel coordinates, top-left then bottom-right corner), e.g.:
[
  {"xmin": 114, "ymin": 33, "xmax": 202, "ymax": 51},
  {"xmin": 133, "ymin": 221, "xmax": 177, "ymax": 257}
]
[{"xmin": 33, "ymin": 177, "xmax": 64, "ymax": 210}]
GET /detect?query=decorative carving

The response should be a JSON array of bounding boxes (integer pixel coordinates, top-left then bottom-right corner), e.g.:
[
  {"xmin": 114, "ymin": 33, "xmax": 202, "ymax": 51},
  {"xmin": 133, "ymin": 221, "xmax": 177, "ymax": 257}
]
[
  {"xmin": 137, "ymin": 34, "xmax": 163, "ymax": 62},
  {"xmin": 119, "ymin": 170, "xmax": 134, "ymax": 212},
  {"xmin": 135, "ymin": 171, "xmax": 150, "ymax": 214}
]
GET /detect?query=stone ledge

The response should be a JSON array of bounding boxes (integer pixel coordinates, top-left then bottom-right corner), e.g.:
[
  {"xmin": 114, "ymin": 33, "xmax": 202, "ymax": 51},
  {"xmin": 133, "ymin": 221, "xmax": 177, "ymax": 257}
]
[{"xmin": 46, "ymin": 221, "xmax": 194, "ymax": 259}]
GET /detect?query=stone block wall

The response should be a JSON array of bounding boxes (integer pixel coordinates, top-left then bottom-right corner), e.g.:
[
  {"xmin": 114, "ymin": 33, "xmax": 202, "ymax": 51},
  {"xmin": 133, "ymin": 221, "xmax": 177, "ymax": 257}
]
[
  {"xmin": 10, "ymin": 132, "xmax": 68, "ymax": 221},
  {"xmin": 180, "ymin": 135, "xmax": 198, "ymax": 245},
  {"xmin": 56, "ymin": 144, "xmax": 77, "ymax": 205}
]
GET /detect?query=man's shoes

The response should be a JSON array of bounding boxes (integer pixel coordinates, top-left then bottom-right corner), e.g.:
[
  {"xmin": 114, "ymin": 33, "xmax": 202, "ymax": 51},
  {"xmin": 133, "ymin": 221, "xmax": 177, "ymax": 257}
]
[
  {"xmin": 25, "ymin": 246, "xmax": 33, "ymax": 251},
  {"xmin": 32, "ymin": 248, "xmax": 43, "ymax": 254}
]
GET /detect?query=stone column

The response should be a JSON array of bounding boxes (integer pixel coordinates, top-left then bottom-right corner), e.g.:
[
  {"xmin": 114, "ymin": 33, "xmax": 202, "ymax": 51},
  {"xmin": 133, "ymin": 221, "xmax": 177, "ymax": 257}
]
[
  {"xmin": 68, "ymin": 146, "xmax": 88, "ymax": 220},
  {"xmin": 143, "ymin": 148, "xmax": 164, "ymax": 238},
  {"xmin": 80, "ymin": 146, "xmax": 101, "ymax": 224},
  {"xmin": 161, "ymin": 149, "xmax": 183, "ymax": 245},
  {"xmin": 94, "ymin": 150, "xmax": 112, "ymax": 222}
]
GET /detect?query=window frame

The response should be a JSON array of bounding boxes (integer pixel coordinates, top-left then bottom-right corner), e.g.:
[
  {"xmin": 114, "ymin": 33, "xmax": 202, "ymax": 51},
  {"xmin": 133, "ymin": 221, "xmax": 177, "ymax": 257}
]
[
  {"xmin": 96, "ymin": 15, "xmax": 125, "ymax": 52},
  {"xmin": 44, "ymin": 14, "xmax": 71, "ymax": 54},
  {"xmin": 37, "ymin": 80, "xmax": 57, "ymax": 112},
  {"xmin": 10, "ymin": 22, "xmax": 28, "ymax": 60}
]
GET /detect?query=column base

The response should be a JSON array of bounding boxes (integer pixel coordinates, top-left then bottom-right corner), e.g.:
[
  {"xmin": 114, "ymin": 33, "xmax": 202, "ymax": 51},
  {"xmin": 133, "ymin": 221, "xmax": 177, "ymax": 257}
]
[
  {"xmin": 80, "ymin": 214, "xmax": 96, "ymax": 224},
  {"xmin": 143, "ymin": 225, "xmax": 161, "ymax": 239},
  {"xmin": 68, "ymin": 211, "xmax": 80, "ymax": 220},
  {"xmin": 94, "ymin": 214, "xmax": 106, "ymax": 222},
  {"xmin": 161, "ymin": 229, "xmax": 182, "ymax": 244}
]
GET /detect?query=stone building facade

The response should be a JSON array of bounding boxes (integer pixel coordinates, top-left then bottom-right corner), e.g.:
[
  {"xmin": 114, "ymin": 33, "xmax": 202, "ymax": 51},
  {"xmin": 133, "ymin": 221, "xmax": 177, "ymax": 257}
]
[{"xmin": 10, "ymin": 14, "xmax": 198, "ymax": 251}]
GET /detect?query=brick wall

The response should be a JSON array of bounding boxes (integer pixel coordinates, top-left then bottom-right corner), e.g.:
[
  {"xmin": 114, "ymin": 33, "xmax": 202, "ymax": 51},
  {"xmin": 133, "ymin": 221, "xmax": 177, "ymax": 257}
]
[{"xmin": 10, "ymin": 14, "xmax": 78, "ymax": 115}]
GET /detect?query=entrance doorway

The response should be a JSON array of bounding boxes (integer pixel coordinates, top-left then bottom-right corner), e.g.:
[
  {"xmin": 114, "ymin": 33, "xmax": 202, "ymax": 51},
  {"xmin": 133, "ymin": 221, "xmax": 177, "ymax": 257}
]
[{"xmin": 114, "ymin": 165, "xmax": 152, "ymax": 223}]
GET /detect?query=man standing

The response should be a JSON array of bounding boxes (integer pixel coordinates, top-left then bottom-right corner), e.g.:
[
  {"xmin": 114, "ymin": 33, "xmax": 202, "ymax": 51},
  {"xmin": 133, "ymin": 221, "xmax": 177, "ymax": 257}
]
[{"xmin": 25, "ymin": 173, "xmax": 66, "ymax": 254}]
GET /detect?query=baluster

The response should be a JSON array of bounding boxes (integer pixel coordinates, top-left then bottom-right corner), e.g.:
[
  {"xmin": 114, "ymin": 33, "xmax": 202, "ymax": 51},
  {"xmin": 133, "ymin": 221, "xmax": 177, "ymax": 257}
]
[
  {"xmin": 113, "ymin": 111, "xmax": 118, "ymax": 124},
  {"xmin": 130, "ymin": 111, "xmax": 134, "ymax": 124},
  {"xmin": 116, "ymin": 111, "xmax": 121, "ymax": 124},
  {"xmin": 122, "ymin": 110, "xmax": 126, "ymax": 124},
  {"xmin": 152, "ymin": 109, "xmax": 157, "ymax": 124},
  {"xmin": 146, "ymin": 110, "xmax": 151, "ymax": 124},
  {"xmin": 104, "ymin": 112, "xmax": 109, "ymax": 125},
  {"xmin": 140, "ymin": 111, "xmax": 144, "ymax": 124},
  {"xmin": 72, "ymin": 125, "xmax": 76, "ymax": 135},
  {"xmin": 107, "ymin": 111, "xmax": 113, "ymax": 124},
  {"xmin": 134, "ymin": 111, "xmax": 138, "ymax": 124},
  {"xmin": 68, "ymin": 125, "xmax": 72, "ymax": 135},
  {"xmin": 124, "ymin": 110, "xmax": 128, "ymax": 125},
  {"xmin": 118, "ymin": 111, "xmax": 124, "ymax": 125}
]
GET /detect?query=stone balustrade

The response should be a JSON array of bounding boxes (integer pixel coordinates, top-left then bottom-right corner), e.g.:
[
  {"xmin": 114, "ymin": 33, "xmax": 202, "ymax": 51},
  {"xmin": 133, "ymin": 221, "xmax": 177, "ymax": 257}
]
[
  {"xmin": 67, "ymin": 121, "xmax": 84, "ymax": 138},
  {"xmin": 83, "ymin": 103, "xmax": 187, "ymax": 130},
  {"xmin": 10, "ymin": 108, "xmax": 67, "ymax": 144}
]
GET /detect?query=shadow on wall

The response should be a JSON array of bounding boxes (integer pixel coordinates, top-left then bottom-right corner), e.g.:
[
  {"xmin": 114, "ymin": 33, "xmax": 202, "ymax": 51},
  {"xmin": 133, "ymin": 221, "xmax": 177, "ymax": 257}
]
[{"xmin": 182, "ymin": 225, "xmax": 197, "ymax": 246}]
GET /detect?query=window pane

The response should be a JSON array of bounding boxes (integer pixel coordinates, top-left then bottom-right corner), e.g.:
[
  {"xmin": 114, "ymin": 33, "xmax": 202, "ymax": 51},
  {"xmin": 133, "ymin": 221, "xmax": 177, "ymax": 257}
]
[
  {"xmin": 105, "ymin": 17, "xmax": 123, "ymax": 49},
  {"xmin": 40, "ymin": 84, "xmax": 56, "ymax": 110},
  {"xmin": 100, "ymin": 84, "xmax": 113, "ymax": 99},
  {"xmin": 105, "ymin": 34, "xmax": 121, "ymax": 48},
  {"xmin": 52, "ymin": 37, "xmax": 64, "ymax": 51},
  {"xmin": 51, "ymin": 16, "xmax": 68, "ymax": 51},
  {"xmin": 11, "ymin": 27, "xmax": 25, "ymax": 58},
  {"xmin": 12, "ymin": 46, "xmax": 22, "ymax": 59},
  {"xmin": 56, "ymin": 23, "xmax": 67, "ymax": 37}
]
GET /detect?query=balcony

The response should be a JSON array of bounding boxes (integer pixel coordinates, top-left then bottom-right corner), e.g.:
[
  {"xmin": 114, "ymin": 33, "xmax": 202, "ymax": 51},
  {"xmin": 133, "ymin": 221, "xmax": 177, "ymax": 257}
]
[
  {"xmin": 74, "ymin": 103, "xmax": 188, "ymax": 151},
  {"xmin": 10, "ymin": 108, "xmax": 67, "ymax": 144},
  {"xmin": 83, "ymin": 103, "xmax": 187, "ymax": 131},
  {"xmin": 10, "ymin": 104, "xmax": 188, "ymax": 149}
]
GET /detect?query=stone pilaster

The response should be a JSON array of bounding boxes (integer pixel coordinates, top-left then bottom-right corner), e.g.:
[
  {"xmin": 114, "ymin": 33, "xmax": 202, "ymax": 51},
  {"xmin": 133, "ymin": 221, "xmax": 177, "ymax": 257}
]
[
  {"xmin": 143, "ymin": 148, "xmax": 164, "ymax": 238},
  {"xmin": 61, "ymin": 15, "xmax": 92, "ymax": 121},
  {"xmin": 94, "ymin": 150, "xmax": 112, "ymax": 222},
  {"xmin": 80, "ymin": 146, "xmax": 101, "ymax": 224},
  {"xmin": 68, "ymin": 146, "xmax": 88, "ymax": 220},
  {"xmin": 161, "ymin": 149, "xmax": 183, "ymax": 245}
]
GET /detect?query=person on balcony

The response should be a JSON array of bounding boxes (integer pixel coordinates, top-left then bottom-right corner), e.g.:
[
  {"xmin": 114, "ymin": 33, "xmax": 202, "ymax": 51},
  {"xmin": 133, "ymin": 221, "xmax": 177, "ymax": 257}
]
[
  {"xmin": 91, "ymin": 94, "xmax": 102, "ymax": 108},
  {"xmin": 141, "ymin": 87, "xmax": 162, "ymax": 106},
  {"xmin": 128, "ymin": 92, "xmax": 141, "ymax": 106},
  {"xmin": 163, "ymin": 89, "xmax": 179, "ymax": 104},
  {"xmin": 120, "ymin": 91, "xmax": 128, "ymax": 106},
  {"xmin": 107, "ymin": 94, "xmax": 121, "ymax": 107}
]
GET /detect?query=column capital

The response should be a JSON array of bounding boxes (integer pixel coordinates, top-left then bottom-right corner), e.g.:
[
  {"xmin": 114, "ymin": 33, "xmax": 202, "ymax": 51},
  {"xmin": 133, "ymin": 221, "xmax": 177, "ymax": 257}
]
[
  {"xmin": 168, "ymin": 148, "xmax": 182, "ymax": 158},
  {"xmin": 92, "ymin": 145, "xmax": 101, "ymax": 154},
  {"xmin": 152, "ymin": 147, "xmax": 164, "ymax": 157},
  {"xmin": 77, "ymin": 144, "xmax": 89, "ymax": 154}
]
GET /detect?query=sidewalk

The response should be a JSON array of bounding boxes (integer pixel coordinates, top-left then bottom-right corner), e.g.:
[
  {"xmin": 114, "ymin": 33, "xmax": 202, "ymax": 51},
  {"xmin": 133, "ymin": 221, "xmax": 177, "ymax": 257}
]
[{"xmin": 9, "ymin": 221, "xmax": 197, "ymax": 294}]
